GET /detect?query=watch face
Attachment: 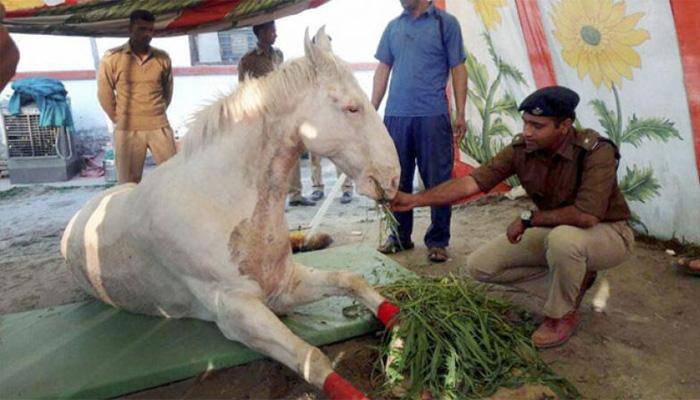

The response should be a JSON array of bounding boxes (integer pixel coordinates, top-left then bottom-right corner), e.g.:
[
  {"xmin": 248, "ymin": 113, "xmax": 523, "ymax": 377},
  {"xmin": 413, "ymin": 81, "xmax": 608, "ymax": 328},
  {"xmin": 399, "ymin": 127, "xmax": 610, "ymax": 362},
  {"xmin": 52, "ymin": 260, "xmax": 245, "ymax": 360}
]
[{"xmin": 521, "ymin": 210, "xmax": 532, "ymax": 220}]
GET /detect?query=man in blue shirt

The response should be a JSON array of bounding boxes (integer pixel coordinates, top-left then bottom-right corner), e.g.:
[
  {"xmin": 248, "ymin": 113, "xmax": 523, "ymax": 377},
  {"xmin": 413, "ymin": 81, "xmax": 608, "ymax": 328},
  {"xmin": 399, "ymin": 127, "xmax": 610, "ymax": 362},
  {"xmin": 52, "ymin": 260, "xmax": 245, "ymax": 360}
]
[{"xmin": 372, "ymin": 0, "xmax": 467, "ymax": 262}]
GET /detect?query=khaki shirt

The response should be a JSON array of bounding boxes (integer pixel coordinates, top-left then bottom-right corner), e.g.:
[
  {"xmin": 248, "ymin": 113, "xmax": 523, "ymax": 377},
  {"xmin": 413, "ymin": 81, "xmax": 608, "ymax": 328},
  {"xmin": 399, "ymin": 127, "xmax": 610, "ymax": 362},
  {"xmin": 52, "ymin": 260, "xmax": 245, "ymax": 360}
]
[
  {"xmin": 471, "ymin": 128, "xmax": 631, "ymax": 222},
  {"xmin": 97, "ymin": 42, "xmax": 173, "ymax": 131},
  {"xmin": 237, "ymin": 46, "xmax": 283, "ymax": 82}
]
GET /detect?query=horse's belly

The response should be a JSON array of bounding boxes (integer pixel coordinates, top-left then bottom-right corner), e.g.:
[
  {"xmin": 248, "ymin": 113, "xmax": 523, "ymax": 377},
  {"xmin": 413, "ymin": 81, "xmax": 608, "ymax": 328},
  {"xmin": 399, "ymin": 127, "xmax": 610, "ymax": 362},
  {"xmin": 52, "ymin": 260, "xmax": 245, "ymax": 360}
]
[{"xmin": 63, "ymin": 185, "xmax": 206, "ymax": 319}]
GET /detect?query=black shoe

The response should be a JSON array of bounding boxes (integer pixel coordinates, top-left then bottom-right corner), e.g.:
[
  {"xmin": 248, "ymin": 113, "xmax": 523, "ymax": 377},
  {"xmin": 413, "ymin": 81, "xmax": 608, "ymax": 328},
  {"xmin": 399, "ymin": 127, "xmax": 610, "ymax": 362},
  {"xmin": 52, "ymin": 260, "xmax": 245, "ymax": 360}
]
[
  {"xmin": 310, "ymin": 190, "xmax": 324, "ymax": 201},
  {"xmin": 340, "ymin": 191, "xmax": 353, "ymax": 204},
  {"xmin": 289, "ymin": 196, "xmax": 316, "ymax": 207}
]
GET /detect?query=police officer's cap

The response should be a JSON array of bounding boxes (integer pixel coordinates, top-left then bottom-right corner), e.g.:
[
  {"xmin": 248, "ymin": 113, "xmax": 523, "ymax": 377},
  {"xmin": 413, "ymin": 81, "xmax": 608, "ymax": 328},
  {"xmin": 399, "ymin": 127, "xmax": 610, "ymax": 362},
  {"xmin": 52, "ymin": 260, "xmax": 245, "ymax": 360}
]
[{"xmin": 518, "ymin": 86, "xmax": 580, "ymax": 120}]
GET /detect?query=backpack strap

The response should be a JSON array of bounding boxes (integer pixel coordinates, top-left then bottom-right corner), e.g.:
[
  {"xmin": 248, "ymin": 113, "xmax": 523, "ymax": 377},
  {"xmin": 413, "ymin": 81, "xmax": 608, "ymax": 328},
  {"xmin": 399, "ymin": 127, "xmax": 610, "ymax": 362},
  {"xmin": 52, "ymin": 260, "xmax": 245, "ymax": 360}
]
[{"xmin": 431, "ymin": 4, "xmax": 447, "ymax": 53}]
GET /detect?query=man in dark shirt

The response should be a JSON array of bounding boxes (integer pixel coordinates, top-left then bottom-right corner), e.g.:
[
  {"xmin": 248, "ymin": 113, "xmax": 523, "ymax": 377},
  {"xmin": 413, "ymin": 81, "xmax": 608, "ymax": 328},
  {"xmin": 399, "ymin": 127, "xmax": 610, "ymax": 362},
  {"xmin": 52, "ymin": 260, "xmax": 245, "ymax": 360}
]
[{"xmin": 391, "ymin": 86, "xmax": 635, "ymax": 348}]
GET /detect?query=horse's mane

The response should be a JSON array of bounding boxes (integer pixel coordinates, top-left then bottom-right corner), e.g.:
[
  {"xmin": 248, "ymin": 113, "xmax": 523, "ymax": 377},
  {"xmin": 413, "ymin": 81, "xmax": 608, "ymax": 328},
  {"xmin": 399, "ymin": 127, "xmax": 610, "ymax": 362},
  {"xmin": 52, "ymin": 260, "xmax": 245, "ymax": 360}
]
[{"xmin": 183, "ymin": 54, "xmax": 347, "ymax": 156}]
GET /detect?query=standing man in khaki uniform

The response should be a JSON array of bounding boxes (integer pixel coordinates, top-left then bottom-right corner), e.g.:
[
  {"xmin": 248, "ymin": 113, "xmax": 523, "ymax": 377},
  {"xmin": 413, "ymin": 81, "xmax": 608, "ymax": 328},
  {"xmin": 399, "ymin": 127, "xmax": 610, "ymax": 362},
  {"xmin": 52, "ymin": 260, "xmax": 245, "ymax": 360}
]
[
  {"xmin": 97, "ymin": 9, "xmax": 176, "ymax": 184},
  {"xmin": 238, "ymin": 21, "xmax": 315, "ymax": 206},
  {"xmin": 391, "ymin": 86, "xmax": 635, "ymax": 348}
]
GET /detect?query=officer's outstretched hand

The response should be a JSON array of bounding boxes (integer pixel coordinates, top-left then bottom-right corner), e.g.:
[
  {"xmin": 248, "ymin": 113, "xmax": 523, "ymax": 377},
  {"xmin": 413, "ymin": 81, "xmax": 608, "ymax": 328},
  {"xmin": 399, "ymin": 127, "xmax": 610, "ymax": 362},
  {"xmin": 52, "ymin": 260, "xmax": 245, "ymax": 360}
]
[
  {"xmin": 389, "ymin": 191, "xmax": 415, "ymax": 213},
  {"xmin": 506, "ymin": 218, "xmax": 526, "ymax": 244}
]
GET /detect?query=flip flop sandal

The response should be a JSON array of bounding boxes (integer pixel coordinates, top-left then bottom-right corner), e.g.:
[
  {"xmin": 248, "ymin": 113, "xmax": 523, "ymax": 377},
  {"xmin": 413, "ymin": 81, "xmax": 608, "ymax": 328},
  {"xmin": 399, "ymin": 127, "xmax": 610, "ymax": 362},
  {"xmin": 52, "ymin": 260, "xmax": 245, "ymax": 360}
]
[
  {"xmin": 428, "ymin": 247, "xmax": 449, "ymax": 263},
  {"xmin": 673, "ymin": 258, "xmax": 700, "ymax": 276}
]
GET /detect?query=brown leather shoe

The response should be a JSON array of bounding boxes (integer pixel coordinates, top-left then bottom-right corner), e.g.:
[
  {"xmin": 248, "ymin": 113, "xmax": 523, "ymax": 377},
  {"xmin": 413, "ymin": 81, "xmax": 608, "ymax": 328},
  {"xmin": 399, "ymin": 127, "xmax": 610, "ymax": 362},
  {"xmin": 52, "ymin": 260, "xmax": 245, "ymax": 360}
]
[{"xmin": 532, "ymin": 311, "xmax": 581, "ymax": 349}]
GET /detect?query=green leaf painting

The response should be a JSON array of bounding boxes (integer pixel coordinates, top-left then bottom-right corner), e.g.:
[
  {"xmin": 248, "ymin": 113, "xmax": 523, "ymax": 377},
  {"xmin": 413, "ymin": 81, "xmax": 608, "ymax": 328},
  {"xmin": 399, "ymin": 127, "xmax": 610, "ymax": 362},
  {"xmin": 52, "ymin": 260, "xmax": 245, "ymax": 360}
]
[{"xmin": 462, "ymin": 32, "xmax": 526, "ymax": 188}]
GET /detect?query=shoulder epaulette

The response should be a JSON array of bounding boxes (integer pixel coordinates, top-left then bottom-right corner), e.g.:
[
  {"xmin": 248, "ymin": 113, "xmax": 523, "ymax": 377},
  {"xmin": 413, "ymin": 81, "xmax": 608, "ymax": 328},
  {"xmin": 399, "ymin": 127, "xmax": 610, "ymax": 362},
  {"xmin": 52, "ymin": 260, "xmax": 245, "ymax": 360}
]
[{"xmin": 573, "ymin": 129, "xmax": 601, "ymax": 151}]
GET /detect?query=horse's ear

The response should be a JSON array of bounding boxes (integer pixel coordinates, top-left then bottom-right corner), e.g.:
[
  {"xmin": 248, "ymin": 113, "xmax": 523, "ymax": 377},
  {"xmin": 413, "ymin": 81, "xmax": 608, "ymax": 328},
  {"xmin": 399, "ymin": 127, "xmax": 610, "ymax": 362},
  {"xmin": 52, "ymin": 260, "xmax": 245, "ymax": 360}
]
[
  {"xmin": 304, "ymin": 26, "xmax": 332, "ymax": 68},
  {"xmin": 313, "ymin": 26, "xmax": 333, "ymax": 52},
  {"xmin": 304, "ymin": 27, "xmax": 313, "ymax": 58},
  {"xmin": 303, "ymin": 27, "xmax": 318, "ymax": 65}
]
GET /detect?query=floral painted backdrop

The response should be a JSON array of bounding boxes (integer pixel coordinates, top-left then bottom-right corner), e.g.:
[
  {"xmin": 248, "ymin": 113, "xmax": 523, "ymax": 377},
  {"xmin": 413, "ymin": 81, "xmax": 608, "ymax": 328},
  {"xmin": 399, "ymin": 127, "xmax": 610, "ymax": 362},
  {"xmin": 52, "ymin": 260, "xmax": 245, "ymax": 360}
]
[{"xmin": 447, "ymin": 0, "xmax": 700, "ymax": 242}]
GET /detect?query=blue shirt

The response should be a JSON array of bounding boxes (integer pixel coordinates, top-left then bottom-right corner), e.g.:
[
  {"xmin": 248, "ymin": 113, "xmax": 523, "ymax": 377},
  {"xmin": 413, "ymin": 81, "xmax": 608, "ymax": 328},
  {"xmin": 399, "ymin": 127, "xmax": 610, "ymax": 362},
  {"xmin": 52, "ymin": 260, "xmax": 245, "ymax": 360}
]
[{"xmin": 375, "ymin": 5, "xmax": 466, "ymax": 117}]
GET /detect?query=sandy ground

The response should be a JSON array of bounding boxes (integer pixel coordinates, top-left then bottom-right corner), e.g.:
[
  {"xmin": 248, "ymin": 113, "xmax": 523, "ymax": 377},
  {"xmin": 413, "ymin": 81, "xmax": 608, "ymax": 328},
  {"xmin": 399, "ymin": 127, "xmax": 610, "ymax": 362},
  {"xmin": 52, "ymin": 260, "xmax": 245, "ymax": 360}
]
[{"xmin": 1, "ymin": 158, "xmax": 699, "ymax": 399}]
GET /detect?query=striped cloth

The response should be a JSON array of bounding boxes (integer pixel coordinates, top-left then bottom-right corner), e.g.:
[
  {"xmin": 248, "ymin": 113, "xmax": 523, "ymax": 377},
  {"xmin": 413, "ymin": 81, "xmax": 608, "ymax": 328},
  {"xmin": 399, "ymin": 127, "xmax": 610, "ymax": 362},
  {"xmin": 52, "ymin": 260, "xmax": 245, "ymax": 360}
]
[{"xmin": 2, "ymin": 0, "xmax": 330, "ymax": 37}]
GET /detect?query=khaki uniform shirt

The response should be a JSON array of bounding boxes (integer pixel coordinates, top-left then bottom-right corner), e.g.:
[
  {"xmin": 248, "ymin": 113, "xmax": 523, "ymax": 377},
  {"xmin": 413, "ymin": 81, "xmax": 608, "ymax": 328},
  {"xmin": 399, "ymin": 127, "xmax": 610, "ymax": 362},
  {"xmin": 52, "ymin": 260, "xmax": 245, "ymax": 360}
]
[
  {"xmin": 237, "ymin": 46, "xmax": 283, "ymax": 82},
  {"xmin": 97, "ymin": 42, "xmax": 173, "ymax": 131},
  {"xmin": 471, "ymin": 128, "xmax": 631, "ymax": 222}
]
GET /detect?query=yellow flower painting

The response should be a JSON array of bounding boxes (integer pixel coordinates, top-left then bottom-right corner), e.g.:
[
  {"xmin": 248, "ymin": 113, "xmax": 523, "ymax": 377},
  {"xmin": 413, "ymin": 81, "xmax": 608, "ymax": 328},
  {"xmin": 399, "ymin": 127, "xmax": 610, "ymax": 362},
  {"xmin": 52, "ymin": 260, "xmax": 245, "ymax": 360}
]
[
  {"xmin": 469, "ymin": 0, "xmax": 507, "ymax": 31},
  {"xmin": 552, "ymin": 0, "xmax": 650, "ymax": 88}
]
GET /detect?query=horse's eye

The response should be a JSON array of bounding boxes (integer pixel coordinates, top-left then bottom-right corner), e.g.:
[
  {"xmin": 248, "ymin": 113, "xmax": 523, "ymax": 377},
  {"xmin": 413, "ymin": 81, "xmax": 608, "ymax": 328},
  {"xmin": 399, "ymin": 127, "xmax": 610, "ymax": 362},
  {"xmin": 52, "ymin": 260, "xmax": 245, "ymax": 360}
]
[{"xmin": 345, "ymin": 105, "xmax": 361, "ymax": 114}]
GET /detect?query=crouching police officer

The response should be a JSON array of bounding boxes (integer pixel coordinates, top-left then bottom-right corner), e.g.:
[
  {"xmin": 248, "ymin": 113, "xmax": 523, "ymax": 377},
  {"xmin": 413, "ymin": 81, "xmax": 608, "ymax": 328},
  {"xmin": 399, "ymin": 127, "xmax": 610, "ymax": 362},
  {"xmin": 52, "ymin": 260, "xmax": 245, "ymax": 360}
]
[{"xmin": 390, "ymin": 86, "xmax": 634, "ymax": 348}]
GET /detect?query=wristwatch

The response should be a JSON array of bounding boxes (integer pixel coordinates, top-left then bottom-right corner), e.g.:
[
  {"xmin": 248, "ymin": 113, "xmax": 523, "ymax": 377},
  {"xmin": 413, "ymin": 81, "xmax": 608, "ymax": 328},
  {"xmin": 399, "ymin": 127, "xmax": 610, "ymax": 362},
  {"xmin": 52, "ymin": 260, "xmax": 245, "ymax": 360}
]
[{"xmin": 520, "ymin": 210, "xmax": 533, "ymax": 228}]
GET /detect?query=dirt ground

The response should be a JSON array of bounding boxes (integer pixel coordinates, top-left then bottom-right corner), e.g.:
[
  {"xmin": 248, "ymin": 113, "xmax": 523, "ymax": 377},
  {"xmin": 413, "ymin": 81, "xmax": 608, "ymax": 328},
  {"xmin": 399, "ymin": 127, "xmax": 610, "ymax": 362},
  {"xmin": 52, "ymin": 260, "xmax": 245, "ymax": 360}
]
[{"xmin": 1, "ymin": 164, "xmax": 699, "ymax": 399}]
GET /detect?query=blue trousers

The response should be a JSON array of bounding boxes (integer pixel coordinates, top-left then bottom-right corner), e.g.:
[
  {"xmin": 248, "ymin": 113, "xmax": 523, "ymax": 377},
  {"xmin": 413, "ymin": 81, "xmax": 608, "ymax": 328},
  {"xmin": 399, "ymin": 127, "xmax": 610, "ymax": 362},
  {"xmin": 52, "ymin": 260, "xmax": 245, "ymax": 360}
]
[{"xmin": 385, "ymin": 115, "xmax": 453, "ymax": 248}]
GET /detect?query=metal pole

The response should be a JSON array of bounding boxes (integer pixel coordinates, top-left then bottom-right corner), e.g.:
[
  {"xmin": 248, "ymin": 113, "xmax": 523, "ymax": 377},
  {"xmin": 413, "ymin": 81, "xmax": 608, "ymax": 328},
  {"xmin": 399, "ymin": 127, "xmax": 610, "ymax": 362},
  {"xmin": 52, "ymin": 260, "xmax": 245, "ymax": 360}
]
[{"xmin": 89, "ymin": 37, "xmax": 100, "ymax": 70}]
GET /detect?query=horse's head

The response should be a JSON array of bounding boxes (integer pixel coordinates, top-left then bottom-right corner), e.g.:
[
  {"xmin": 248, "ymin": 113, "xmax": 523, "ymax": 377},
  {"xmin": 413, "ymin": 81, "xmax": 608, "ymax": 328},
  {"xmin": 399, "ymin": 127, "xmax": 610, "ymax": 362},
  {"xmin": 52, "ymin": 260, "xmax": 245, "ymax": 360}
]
[{"xmin": 296, "ymin": 27, "xmax": 400, "ymax": 202}]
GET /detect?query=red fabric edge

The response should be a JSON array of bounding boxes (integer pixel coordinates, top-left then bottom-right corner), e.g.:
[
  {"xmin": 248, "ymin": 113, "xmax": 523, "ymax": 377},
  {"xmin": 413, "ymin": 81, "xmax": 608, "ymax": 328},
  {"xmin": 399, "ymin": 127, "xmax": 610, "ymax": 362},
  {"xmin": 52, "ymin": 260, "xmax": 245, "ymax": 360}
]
[
  {"xmin": 670, "ymin": 0, "xmax": 700, "ymax": 182},
  {"xmin": 166, "ymin": 0, "xmax": 242, "ymax": 30},
  {"xmin": 515, "ymin": 0, "xmax": 557, "ymax": 88}
]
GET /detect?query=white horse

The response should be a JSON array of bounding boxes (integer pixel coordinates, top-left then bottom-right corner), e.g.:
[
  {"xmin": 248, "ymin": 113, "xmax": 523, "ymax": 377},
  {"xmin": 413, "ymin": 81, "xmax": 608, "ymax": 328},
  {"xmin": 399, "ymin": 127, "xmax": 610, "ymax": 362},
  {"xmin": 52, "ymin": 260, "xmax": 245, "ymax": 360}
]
[{"xmin": 61, "ymin": 28, "xmax": 401, "ymax": 399}]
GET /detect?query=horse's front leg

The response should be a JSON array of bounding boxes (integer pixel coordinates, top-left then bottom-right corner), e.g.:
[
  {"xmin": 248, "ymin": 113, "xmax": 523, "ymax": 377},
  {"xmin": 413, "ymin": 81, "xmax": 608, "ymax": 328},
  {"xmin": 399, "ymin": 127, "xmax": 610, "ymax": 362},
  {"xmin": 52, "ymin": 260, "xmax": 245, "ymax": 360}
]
[
  {"xmin": 214, "ymin": 290, "xmax": 369, "ymax": 400},
  {"xmin": 275, "ymin": 263, "xmax": 401, "ymax": 329}
]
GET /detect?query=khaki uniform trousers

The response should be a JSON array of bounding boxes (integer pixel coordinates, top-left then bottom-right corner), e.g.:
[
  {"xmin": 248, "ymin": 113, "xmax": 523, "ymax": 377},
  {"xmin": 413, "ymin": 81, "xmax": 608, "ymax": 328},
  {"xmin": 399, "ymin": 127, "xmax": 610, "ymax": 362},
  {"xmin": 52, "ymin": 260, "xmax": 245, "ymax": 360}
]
[
  {"xmin": 114, "ymin": 126, "xmax": 176, "ymax": 184},
  {"xmin": 310, "ymin": 154, "xmax": 354, "ymax": 193},
  {"xmin": 465, "ymin": 221, "xmax": 634, "ymax": 318}
]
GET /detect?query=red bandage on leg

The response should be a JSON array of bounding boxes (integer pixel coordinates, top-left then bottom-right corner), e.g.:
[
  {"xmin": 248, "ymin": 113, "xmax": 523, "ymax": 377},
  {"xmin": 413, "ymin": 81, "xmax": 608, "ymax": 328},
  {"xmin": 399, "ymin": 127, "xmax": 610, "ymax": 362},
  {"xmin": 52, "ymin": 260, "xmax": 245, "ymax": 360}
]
[
  {"xmin": 377, "ymin": 300, "xmax": 400, "ymax": 329},
  {"xmin": 323, "ymin": 372, "xmax": 368, "ymax": 400}
]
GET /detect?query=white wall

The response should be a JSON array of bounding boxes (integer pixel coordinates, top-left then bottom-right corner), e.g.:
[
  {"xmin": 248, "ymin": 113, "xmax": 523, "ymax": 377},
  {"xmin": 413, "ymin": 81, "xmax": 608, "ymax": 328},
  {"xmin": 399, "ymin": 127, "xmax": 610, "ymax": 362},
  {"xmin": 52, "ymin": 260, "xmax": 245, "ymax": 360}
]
[{"xmin": 276, "ymin": 0, "xmax": 401, "ymax": 62}]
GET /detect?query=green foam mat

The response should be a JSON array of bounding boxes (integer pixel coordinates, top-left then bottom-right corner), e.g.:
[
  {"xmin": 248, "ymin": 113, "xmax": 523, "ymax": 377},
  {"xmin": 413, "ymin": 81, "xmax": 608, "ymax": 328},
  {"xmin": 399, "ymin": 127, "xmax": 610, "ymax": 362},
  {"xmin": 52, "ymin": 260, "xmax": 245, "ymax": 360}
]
[{"xmin": 0, "ymin": 244, "xmax": 413, "ymax": 399}]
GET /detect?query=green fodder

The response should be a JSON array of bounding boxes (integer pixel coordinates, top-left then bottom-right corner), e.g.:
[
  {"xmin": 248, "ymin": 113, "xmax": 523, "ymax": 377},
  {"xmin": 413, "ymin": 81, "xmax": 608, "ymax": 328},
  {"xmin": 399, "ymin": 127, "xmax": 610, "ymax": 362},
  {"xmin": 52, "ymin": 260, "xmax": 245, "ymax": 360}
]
[
  {"xmin": 377, "ymin": 202, "xmax": 401, "ymax": 247},
  {"xmin": 373, "ymin": 276, "xmax": 580, "ymax": 399},
  {"xmin": 370, "ymin": 176, "xmax": 403, "ymax": 249}
]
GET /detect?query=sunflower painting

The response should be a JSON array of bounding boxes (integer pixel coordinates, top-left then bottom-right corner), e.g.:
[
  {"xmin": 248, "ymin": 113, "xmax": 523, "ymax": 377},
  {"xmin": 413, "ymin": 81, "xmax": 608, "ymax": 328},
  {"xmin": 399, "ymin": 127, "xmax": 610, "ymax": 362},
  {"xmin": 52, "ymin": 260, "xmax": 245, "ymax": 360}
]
[
  {"xmin": 469, "ymin": 0, "xmax": 508, "ymax": 31},
  {"xmin": 552, "ymin": 0, "xmax": 650, "ymax": 89},
  {"xmin": 551, "ymin": 0, "xmax": 681, "ymax": 229}
]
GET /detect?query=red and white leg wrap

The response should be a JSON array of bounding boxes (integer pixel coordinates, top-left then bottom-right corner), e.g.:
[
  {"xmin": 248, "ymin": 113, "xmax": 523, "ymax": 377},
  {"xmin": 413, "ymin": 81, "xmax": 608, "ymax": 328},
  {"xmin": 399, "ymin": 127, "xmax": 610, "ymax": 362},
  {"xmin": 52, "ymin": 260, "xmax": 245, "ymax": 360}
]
[
  {"xmin": 323, "ymin": 372, "xmax": 368, "ymax": 400},
  {"xmin": 377, "ymin": 300, "xmax": 400, "ymax": 329}
]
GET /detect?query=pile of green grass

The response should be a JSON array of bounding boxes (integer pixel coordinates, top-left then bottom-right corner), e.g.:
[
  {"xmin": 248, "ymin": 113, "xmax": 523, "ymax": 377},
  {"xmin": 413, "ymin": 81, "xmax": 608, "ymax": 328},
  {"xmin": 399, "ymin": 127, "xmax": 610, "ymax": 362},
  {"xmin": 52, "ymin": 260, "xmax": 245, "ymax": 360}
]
[{"xmin": 374, "ymin": 276, "xmax": 580, "ymax": 399}]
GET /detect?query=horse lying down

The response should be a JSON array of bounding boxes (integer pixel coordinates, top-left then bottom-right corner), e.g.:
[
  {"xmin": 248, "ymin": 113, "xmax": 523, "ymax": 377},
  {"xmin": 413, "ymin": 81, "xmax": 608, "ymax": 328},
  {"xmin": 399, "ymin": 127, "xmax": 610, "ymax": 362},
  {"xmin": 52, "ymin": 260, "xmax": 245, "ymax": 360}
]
[{"xmin": 61, "ymin": 28, "xmax": 401, "ymax": 399}]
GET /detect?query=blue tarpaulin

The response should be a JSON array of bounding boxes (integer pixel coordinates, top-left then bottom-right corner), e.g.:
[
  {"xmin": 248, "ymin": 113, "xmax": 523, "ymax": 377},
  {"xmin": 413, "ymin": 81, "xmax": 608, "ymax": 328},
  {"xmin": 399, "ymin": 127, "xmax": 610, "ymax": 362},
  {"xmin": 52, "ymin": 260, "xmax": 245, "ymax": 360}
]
[{"xmin": 8, "ymin": 77, "xmax": 74, "ymax": 129}]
